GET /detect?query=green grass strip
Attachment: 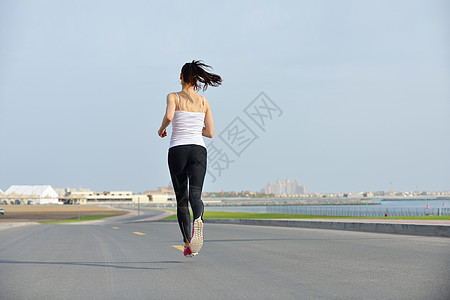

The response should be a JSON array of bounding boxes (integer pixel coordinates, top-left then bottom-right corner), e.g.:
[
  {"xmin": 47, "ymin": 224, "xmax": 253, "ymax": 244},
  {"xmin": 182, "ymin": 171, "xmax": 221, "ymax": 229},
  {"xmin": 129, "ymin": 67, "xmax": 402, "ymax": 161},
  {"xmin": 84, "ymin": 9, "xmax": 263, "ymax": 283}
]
[
  {"xmin": 163, "ymin": 211, "xmax": 450, "ymax": 220},
  {"xmin": 41, "ymin": 215, "xmax": 118, "ymax": 224}
]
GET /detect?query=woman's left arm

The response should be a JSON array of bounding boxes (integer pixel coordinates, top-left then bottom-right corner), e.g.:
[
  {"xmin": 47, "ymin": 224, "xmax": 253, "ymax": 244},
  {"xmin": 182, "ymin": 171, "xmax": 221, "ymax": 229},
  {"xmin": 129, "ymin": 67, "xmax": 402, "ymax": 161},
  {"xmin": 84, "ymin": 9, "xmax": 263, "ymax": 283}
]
[
  {"xmin": 158, "ymin": 93, "xmax": 176, "ymax": 138},
  {"xmin": 202, "ymin": 98, "xmax": 214, "ymax": 138}
]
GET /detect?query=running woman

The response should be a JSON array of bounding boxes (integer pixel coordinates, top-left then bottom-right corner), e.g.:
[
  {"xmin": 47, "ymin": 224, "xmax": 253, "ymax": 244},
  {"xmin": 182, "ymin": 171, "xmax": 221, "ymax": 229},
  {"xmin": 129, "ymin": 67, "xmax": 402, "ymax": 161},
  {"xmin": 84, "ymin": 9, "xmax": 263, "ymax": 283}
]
[{"xmin": 158, "ymin": 60, "xmax": 222, "ymax": 257}]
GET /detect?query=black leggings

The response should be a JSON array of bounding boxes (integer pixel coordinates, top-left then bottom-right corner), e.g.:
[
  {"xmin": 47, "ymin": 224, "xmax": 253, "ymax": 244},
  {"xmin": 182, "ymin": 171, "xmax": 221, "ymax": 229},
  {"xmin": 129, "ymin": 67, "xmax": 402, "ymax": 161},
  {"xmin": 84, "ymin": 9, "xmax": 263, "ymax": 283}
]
[{"xmin": 168, "ymin": 144, "xmax": 206, "ymax": 243}]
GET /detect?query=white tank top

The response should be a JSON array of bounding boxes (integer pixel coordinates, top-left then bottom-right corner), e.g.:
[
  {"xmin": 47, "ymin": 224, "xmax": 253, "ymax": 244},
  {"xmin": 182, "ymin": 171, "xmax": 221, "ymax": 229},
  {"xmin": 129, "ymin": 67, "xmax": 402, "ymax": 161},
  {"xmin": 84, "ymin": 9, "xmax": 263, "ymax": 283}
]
[{"xmin": 169, "ymin": 92, "xmax": 206, "ymax": 149}]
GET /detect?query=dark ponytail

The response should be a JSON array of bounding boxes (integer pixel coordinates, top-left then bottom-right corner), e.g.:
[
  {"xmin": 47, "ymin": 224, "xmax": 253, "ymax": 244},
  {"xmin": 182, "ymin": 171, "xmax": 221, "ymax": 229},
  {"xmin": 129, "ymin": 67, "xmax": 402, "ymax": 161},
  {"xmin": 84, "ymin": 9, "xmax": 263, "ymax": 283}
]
[{"xmin": 181, "ymin": 60, "xmax": 222, "ymax": 91}]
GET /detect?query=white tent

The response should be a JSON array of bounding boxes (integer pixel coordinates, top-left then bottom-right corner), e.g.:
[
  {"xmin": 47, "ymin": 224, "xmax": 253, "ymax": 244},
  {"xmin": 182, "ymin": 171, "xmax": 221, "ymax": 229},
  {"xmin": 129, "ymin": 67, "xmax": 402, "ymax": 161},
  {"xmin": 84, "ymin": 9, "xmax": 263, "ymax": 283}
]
[{"xmin": 5, "ymin": 185, "xmax": 59, "ymax": 205}]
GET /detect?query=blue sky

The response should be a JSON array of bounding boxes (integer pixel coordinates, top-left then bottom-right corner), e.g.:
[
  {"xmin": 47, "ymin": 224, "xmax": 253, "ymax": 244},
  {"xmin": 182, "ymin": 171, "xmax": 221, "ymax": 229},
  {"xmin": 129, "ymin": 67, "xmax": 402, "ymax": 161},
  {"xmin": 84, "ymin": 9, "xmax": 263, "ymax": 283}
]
[{"xmin": 1, "ymin": 0, "xmax": 449, "ymax": 193}]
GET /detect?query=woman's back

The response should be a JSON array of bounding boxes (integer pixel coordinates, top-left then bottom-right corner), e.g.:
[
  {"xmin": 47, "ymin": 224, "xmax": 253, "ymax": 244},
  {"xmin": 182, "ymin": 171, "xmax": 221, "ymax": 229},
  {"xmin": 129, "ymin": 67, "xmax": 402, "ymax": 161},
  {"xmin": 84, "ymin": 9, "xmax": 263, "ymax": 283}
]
[
  {"xmin": 175, "ymin": 91, "xmax": 205, "ymax": 113},
  {"xmin": 169, "ymin": 92, "xmax": 205, "ymax": 148}
]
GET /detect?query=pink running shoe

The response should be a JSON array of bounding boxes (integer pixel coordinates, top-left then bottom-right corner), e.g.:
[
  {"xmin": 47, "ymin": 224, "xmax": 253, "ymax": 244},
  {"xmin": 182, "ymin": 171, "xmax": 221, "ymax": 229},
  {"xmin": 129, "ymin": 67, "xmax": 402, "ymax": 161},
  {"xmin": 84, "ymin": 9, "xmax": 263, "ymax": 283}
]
[
  {"xmin": 190, "ymin": 217, "xmax": 204, "ymax": 253},
  {"xmin": 183, "ymin": 246, "xmax": 192, "ymax": 257}
]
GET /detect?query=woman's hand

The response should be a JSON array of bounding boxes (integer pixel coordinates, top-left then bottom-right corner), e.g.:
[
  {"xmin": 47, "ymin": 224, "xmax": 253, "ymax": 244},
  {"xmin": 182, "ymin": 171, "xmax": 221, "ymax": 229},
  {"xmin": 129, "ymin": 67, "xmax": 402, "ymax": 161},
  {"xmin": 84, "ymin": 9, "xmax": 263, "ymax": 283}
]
[{"xmin": 158, "ymin": 128, "xmax": 167, "ymax": 138}]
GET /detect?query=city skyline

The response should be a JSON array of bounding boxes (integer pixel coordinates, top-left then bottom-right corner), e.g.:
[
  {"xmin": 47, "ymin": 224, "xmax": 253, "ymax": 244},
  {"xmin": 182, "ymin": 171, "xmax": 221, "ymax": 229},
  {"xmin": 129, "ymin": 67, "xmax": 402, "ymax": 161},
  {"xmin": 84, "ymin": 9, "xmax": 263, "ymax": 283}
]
[
  {"xmin": 2, "ymin": 182, "xmax": 449, "ymax": 197},
  {"xmin": 263, "ymin": 179, "xmax": 306, "ymax": 195}
]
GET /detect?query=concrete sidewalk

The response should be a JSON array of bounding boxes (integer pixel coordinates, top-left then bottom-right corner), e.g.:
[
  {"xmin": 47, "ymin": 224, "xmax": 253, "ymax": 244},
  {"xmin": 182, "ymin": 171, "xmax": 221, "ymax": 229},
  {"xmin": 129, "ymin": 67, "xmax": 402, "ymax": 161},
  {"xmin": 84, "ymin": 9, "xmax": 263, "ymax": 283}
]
[
  {"xmin": 277, "ymin": 218, "xmax": 450, "ymax": 226},
  {"xmin": 203, "ymin": 218, "xmax": 450, "ymax": 237},
  {"xmin": 0, "ymin": 222, "xmax": 40, "ymax": 231},
  {"xmin": 132, "ymin": 210, "xmax": 176, "ymax": 222}
]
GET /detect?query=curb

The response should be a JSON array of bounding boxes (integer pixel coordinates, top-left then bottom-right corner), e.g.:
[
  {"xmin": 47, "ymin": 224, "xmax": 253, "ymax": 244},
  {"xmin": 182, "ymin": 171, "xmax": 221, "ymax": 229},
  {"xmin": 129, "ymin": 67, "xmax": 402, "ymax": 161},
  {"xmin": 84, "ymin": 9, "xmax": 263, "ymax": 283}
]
[
  {"xmin": 204, "ymin": 219, "xmax": 450, "ymax": 238},
  {"xmin": 158, "ymin": 219, "xmax": 450, "ymax": 237}
]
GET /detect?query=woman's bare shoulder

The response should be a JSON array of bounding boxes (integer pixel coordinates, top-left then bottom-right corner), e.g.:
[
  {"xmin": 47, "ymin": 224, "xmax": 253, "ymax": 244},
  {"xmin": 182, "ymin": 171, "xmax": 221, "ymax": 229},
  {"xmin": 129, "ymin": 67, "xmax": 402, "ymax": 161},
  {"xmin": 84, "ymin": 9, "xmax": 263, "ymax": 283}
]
[{"xmin": 166, "ymin": 92, "xmax": 178, "ymax": 101}]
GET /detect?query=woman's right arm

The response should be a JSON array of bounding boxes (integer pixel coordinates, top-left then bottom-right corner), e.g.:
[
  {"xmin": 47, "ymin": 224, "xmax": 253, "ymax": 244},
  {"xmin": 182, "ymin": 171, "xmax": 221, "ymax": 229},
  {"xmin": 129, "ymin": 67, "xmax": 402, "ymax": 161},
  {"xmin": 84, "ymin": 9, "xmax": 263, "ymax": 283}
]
[
  {"xmin": 158, "ymin": 93, "xmax": 176, "ymax": 138},
  {"xmin": 202, "ymin": 98, "xmax": 214, "ymax": 138}
]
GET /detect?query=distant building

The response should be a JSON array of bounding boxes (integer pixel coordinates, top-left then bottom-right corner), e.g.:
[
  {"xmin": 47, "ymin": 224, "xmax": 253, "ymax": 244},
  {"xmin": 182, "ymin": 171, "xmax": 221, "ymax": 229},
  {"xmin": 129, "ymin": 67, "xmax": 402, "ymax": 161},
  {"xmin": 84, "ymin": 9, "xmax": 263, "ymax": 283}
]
[
  {"xmin": 144, "ymin": 185, "xmax": 174, "ymax": 195},
  {"xmin": 63, "ymin": 190, "xmax": 142, "ymax": 204},
  {"xmin": 263, "ymin": 179, "xmax": 306, "ymax": 195},
  {"xmin": 143, "ymin": 186, "xmax": 176, "ymax": 203},
  {"xmin": 3, "ymin": 185, "xmax": 59, "ymax": 204},
  {"xmin": 63, "ymin": 189, "xmax": 174, "ymax": 204},
  {"xmin": 285, "ymin": 178, "xmax": 306, "ymax": 195},
  {"xmin": 265, "ymin": 180, "xmax": 281, "ymax": 194}
]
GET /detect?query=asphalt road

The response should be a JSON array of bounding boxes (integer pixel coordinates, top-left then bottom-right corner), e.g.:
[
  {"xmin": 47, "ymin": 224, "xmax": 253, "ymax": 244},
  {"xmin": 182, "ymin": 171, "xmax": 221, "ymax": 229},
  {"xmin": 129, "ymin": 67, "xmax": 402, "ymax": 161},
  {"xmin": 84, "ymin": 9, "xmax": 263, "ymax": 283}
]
[{"xmin": 0, "ymin": 212, "xmax": 449, "ymax": 299}]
